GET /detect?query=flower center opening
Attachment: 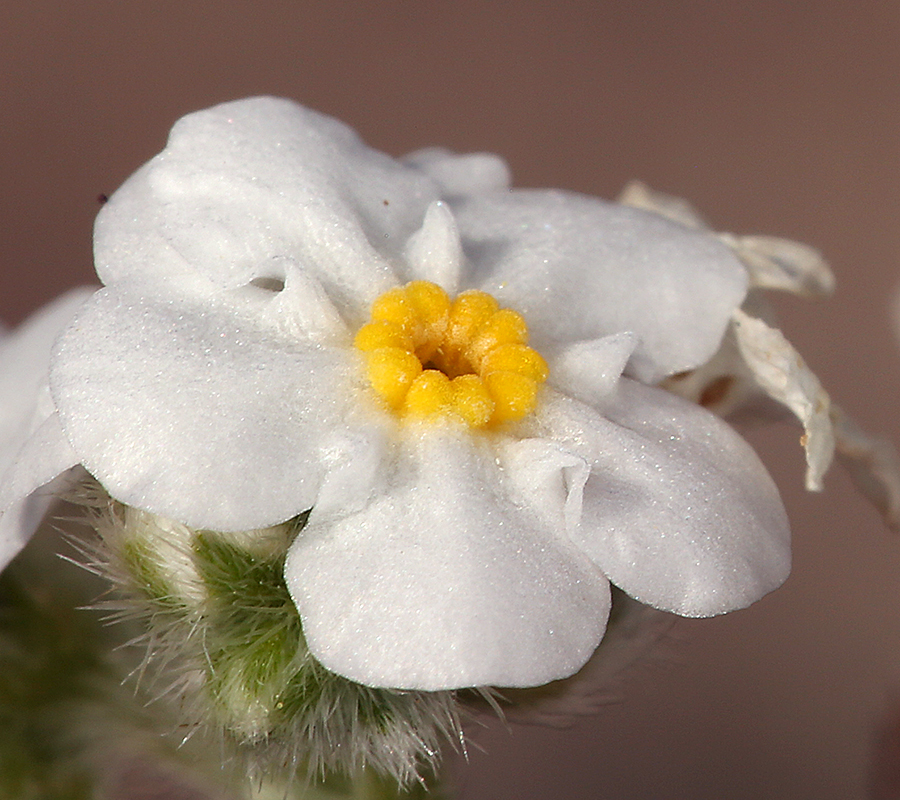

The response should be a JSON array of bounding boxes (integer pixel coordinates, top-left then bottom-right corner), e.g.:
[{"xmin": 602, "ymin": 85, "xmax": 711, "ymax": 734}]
[{"xmin": 354, "ymin": 281, "xmax": 548, "ymax": 428}]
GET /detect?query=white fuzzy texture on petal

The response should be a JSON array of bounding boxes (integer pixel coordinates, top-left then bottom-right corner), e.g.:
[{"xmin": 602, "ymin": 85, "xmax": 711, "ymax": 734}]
[
  {"xmin": 454, "ymin": 190, "xmax": 748, "ymax": 382},
  {"xmin": 50, "ymin": 288, "xmax": 376, "ymax": 532},
  {"xmin": 285, "ymin": 425, "xmax": 610, "ymax": 690},
  {"xmin": 310, "ymin": 425, "xmax": 391, "ymax": 520},
  {"xmin": 496, "ymin": 595, "xmax": 675, "ymax": 726},
  {"xmin": 733, "ymin": 309, "xmax": 835, "ymax": 491},
  {"xmin": 497, "ymin": 438, "xmax": 589, "ymax": 535},
  {"xmin": 94, "ymin": 98, "xmax": 443, "ymax": 321},
  {"xmin": 537, "ymin": 382, "xmax": 791, "ymax": 616},
  {"xmin": 619, "ymin": 181, "xmax": 835, "ymax": 301},
  {"xmin": 8, "ymin": 100, "xmax": 813, "ymax": 695},
  {"xmin": 550, "ymin": 332, "xmax": 639, "ymax": 406},
  {"xmin": 257, "ymin": 263, "xmax": 350, "ymax": 344}
]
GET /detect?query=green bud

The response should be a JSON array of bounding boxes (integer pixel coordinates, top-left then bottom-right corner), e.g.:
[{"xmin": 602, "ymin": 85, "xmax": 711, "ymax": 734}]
[{"xmin": 88, "ymin": 488, "xmax": 461, "ymax": 790}]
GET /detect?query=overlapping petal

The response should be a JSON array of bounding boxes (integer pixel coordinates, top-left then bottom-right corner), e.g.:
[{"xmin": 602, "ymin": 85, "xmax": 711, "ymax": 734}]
[
  {"xmin": 402, "ymin": 147, "xmax": 512, "ymax": 199},
  {"xmin": 0, "ymin": 289, "xmax": 94, "ymax": 568},
  {"xmin": 536, "ymin": 381, "xmax": 790, "ymax": 616},
  {"xmin": 0, "ymin": 415, "xmax": 81, "ymax": 567},
  {"xmin": 0, "ymin": 289, "xmax": 94, "ymax": 456},
  {"xmin": 49, "ymin": 287, "xmax": 382, "ymax": 532},
  {"xmin": 452, "ymin": 190, "xmax": 748, "ymax": 382},
  {"xmin": 94, "ymin": 97, "xmax": 443, "ymax": 322},
  {"xmin": 286, "ymin": 425, "xmax": 611, "ymax": 690}
]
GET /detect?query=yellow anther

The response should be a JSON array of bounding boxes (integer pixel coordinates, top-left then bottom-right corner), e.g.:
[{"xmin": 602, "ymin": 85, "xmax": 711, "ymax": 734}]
[
  {"xmin": 370, "ymin": 287, "xmax": 417, "ymax": 336},
  {"xmin": 399, "ymin": 281, "xmax": 449, "ymax": 364},
  {"xmin": 405, "ymin": 281, "xmax": 451, "ymax": 329},
  {"xmin": 446, "ymin": 291, "xmax": 500, "ymax": 349},
  {"xmin": 404, "ymin": 370, "xmax": 454, "ymax": 417},
  {"xmin": 484, "ymin": 370, "xmax": 539, "ymax": 422},
  {"xmin": 450, "ymin": 375, "xmax": 495, "ymax": 428},
  {"xmin": 467, "ymin": 309, "xmax": 528, "ymax": 367},
  {"xmin": 365, "ymin": 347, "xmax": 422, "ymax": 408},
  {"xmin": 481, "ymin": 343, "xmax": 549, "ymax": 383},
  {"xmin": 357, "ymin": 281, "xmax": 548, "ymax": 428},
  {"xmin": 354, "ymin": 321, "xmax": 413, "ymax": 353}
]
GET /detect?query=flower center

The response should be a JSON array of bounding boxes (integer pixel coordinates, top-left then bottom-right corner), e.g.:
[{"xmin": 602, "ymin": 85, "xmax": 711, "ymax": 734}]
[{"xmin": 354, "ymin": 281, "xmax": 548, "ymax": 427}]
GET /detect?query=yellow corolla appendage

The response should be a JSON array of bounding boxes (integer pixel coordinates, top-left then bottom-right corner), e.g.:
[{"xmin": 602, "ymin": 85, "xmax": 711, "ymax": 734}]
[{"xmin": 354, "ymin": 281, "xmax": 548, "ymax": 427}]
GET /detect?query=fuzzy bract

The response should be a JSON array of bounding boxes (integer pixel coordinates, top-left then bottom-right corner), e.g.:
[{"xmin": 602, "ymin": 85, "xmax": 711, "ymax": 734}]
[{"xmin": 0, "ymin": 97, "xmax": 790, "ymax": 691}]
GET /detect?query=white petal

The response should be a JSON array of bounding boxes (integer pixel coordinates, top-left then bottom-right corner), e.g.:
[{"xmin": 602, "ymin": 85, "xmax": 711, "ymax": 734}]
[
  {"xmin": 50, "ymin": 288, "xmax": 379, "ymax": 532},
  {"xmin": 660, "ymin": 319, "xmax": 760, "ymax": 418},
  {"xmin": 259, "ymin": 262, "xmax": 350, "ymax": 344},
  {"xmin": 618, "ymin": 183, "xmax": 835, "ymax": 299},
  {"xmin": 0, "ymin": 415, "xmax": 80, "ymax": 569},
  {"xmin": 403, "ymin": 147, "xmax": 512, "ymax": 198},
  {"xmin": 0, "ymin": 288, "xmax": 95, "ymax": 463},
  {"xmin": 95, "ymin": 97, "xmax": 442, "ymax": 314},
  {"xmin": 732, "ymin": 309, "xmax": 835, "ymax": 491},
  {"xmin": 496, "ymin": 438, "xmax": 589, "ymax": 535},
  {"xmin": 537, "ymin": 383, "xmax": 791, "ymax": 616},
  {"xmin": 496, "ymin": 594, "xmax": 675, "ymax": 726},
  {"xmin": 549, "ymin": 332, "xmax": 639, "ymax": 405},
  {"xmin": 310, "ymin": 424, "xmax": 391, "ymax": 520},
  {"xmin": 285, "ymin": 424, "xmax": 610, "ymax": 690},
  {"xmin": 0, "ymin": 290, "xmax": 94, "ymax": 567},
  {"xmin": 453, "ymin": 190, "xmax": 748, "ymax": 383},
  {"xmin": 403, "ymin": 201, "xmax": 464, "ymax": 293}
]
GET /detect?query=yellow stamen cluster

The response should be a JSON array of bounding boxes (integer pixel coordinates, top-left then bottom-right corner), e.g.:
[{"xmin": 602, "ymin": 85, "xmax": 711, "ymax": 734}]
[{"xmin": 354, "ymin": 281, "xmax": 548, "ymax": 427}]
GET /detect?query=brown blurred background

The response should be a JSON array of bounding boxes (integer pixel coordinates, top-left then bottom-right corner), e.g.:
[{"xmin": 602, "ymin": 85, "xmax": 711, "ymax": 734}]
[{"xmin": 2, "ymin": 2, "xmax": 899, "ymax": 798}]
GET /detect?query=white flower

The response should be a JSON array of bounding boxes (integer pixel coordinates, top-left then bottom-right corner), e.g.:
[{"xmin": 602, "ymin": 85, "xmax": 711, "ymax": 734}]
[{"xmin": 0, "ymin": 97, "xmax": 790, "ymax": 692}]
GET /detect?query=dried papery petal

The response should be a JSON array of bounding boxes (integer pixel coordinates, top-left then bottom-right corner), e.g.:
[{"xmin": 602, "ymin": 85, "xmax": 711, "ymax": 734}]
[
  {"xmin": 617, "ymin": 180, "xmax": 711, "ymax": 230},
  {"xmin": 831, "ymin": 405, "xmax": 900, "ymax": 531},
  {"xmin": 660, "ymin": 291, "xmax": 788, "ymax": 422},
  {"xmin": 622, "ymin": 183, "xmax": 900, "ymax": 532},
  {"xmin": 720, "ymin": 234, "xmax": 835, "ymax": 298},
  {"xmin": 732, "ymin": 309, "xmax": 835, "ymax": 491}
]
